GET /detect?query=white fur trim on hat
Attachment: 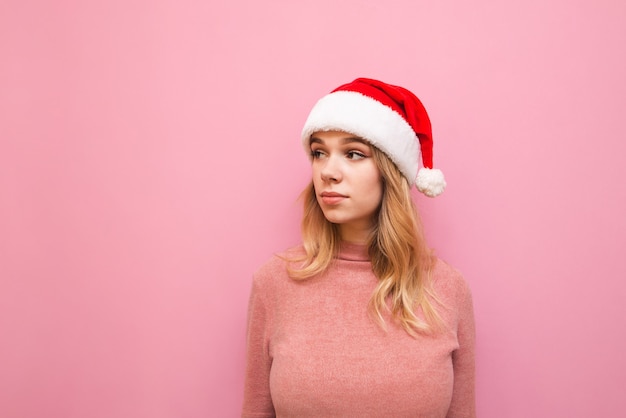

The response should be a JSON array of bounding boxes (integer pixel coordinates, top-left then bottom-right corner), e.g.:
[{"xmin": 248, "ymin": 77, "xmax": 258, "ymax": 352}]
[
  {"xmin": 301, "ymin": 91, "xmax": 421, "ymax": 185},
  {"xmin": 415, "ymin": 168, "xmax": 446, "ymax": 197}
]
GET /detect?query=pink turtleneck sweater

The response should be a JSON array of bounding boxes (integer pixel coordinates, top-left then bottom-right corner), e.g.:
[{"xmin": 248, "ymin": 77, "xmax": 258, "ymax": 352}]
[{"xmin": 242, "ymin": 243, "xmax": 475, "ymax": 418}]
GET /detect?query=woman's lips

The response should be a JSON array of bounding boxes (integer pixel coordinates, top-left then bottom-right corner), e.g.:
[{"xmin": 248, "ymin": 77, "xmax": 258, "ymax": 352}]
[{"xmin": 320, "ymin": 192, "xmax": 347, "ymax": 205}]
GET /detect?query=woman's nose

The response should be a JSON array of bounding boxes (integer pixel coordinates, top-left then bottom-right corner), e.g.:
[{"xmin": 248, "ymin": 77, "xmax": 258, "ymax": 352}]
[{"xmin": 320, "ymin": 155, "xmax": 342, "ymax": 182}]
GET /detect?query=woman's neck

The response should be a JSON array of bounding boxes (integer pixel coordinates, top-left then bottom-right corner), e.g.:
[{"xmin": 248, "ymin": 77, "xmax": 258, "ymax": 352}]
[{"xmin": 338, "ymin": 223, "xmax": 372, "ymax": 245}]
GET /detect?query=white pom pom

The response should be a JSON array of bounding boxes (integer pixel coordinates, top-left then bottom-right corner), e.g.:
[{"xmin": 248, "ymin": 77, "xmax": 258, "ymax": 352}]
[{"xmin": 415, "ymin": 168, "xmax": 446, "ymax": 197}]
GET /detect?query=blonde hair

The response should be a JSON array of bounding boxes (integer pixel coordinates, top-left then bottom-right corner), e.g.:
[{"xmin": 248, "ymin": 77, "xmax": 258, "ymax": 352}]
[{"xmin": 288, "ymin": 146, "xmax": 443, "ymax": 336}]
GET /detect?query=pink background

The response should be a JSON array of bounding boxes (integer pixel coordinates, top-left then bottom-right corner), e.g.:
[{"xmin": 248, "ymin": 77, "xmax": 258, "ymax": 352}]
[{"xmin": 2, "ymin": 0, "xmax": 625, "ymax": 417}]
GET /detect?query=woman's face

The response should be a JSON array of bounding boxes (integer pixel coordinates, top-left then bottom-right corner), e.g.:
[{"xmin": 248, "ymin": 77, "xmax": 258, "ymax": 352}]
[{"xmin": 309, "ymin": 130, "xmax": 383, "ymax": 243}]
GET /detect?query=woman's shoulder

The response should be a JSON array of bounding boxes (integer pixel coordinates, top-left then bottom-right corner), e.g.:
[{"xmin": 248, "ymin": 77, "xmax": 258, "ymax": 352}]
[
  {"xmin": 252, "ymin": 245, "xmax": 305, "ymax": 287},
  {"xmin": 431, "ymin": 257, "xmax": 473, "ymax": 303}
]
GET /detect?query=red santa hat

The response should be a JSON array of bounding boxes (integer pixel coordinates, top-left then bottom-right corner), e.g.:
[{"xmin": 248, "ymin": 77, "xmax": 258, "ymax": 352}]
[{"xmin": 301, "ymin": 78, "xmax": 446, "ymax": 197}]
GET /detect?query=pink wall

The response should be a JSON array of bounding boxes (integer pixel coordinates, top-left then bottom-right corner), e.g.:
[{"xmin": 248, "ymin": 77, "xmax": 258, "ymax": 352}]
[{"xmin": 2, "ymin": 0, "xmax": 625, "ymax": 417}]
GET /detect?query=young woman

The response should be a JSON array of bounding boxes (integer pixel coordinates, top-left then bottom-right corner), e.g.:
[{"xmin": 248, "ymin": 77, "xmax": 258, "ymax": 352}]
[{"xmin": 242, "ymin": 78, "xmax": 476, "ymax": 417}]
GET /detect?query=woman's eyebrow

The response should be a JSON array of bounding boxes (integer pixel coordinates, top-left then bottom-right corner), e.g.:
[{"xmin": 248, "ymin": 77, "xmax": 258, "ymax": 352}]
[
  {"xmin": 341, "ymin": 137, "xmax": 368, "ymax": 145},
  {"xmin": 309, "ymin": 136, "xmax": 369, "ymax": 146}
]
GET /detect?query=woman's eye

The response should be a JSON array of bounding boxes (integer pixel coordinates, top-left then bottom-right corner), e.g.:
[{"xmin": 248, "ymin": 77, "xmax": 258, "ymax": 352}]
[
  {"xmin": 310, "ymin": 150, "xmax": 325, "ymax": 159},
  {"xmin": 346, "ymin": 151, "xmax": 366, "ymax": 160}
]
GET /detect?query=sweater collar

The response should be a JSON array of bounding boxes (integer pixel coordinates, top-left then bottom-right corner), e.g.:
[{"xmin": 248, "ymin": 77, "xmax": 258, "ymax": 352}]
[{"xmin": 338, "ymin": 242, "xmax": 370, "ymax": 261}]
